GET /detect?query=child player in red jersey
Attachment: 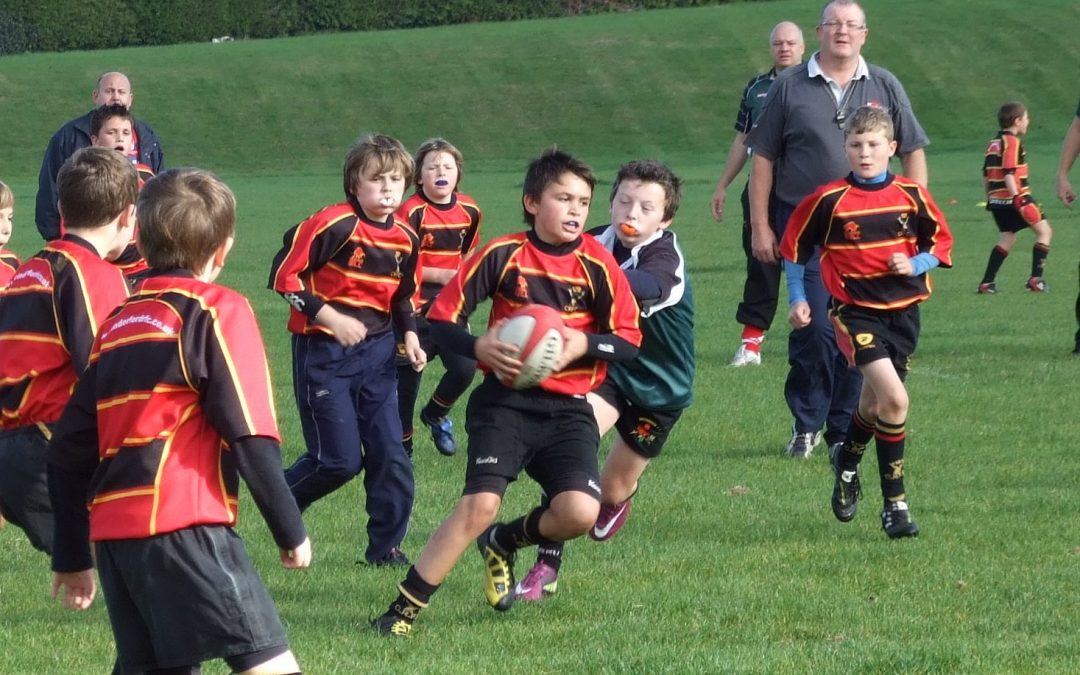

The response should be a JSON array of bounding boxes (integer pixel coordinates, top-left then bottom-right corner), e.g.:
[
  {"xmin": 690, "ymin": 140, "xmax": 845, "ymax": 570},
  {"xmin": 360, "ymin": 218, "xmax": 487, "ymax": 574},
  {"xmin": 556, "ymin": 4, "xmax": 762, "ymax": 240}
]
[
  {"xmin": 89, "ymin": 103, "xmax": 156, "ymax": 280},
  {"xmin": 49, "ymin": 168, "xmax": 311, "ymax": 674},
  {"xmin": 395, "ymin": 138, "xmax": 482, "ymax": 457},
  {"xmin": 515, "ymin": 159, "xmax": 696, "ymax": 601},
  {"xmin": 0, "ymin": 180, "xmax": 19, "ymax": 287},
  {"xmin": 978, "ymin": 101, "xmax": 1053, "ymax": 294},
  {"xmin": 269, "ymin": 134, "xmax": 425, "ymax": 566},
  {"xmin": 372, "ymin": 148, "xmax": 642, "ymax": 637},
  {"xmin": 0, "ymin": 148, "xmax": 133, "ymax": 555},
  {"xmin": 781, "ymin": 106, "xmax": 953, "ymax": 539}
]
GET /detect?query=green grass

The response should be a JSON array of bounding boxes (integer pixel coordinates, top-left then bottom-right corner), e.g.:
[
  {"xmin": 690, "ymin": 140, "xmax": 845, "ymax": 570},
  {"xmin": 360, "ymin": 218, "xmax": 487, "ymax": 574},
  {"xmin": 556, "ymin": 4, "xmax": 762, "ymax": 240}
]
[{"xmin": 2, "ymin": 1, "xmax": 1080, "ymax": 672}]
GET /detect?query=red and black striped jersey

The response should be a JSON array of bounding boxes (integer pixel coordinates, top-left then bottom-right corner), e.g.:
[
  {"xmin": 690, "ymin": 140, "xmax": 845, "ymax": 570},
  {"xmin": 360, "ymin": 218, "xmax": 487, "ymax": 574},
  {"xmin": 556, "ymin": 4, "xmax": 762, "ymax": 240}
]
[
  {"xmin": 0, "ymin": 236, "xmax": 129, "ymax": 428},
  {"xmin": 428, "ymin": 230, "xmax": 642, "ymax": 396},
  {"xmin": 983, "ymin": 131, "xmax": 1030, "ymax": 206},
  {"xmin": 51, "ymin": 272, "xmax": 280, "ymax": 541},
  {"xmin": 396, "ymin": 191, "xmax": 482, "ymax": 308},
  {"xmin": 780, "ymin": 174, "xmax": 953, "ymax": 310},
  {"xmin": 268, "ymin": 200, "xmax": 421, "ymax": 337},
  {"xmin": 0, "ymin": 249, "xmax": 19, "ymax": 287}
]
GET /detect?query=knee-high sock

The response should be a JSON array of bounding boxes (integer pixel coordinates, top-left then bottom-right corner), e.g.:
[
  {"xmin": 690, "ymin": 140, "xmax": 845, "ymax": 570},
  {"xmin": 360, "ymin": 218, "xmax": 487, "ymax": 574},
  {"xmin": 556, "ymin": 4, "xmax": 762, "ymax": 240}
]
[{"xmin": 875, "ymin": 418, "xmax": 907, "ymax": 503}]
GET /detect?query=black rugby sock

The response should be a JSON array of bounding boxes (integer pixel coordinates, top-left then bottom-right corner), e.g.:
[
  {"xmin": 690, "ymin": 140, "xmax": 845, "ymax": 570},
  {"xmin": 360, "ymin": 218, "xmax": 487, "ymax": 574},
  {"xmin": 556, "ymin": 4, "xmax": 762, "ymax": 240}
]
[
  {"xmin": 838, "ymin": 409, "xmax": 875, "ymax": 472},
  {"xmin": 875, "ymin": 418, "xmax": 907, "ymax": 503},
  {"xmin": 982, "ymin": 245, "xmax": 1008, "ymax": 284},
  {"xmin": 1031, "ymin": 243, "xmax": 1049, "ymax": 278}
]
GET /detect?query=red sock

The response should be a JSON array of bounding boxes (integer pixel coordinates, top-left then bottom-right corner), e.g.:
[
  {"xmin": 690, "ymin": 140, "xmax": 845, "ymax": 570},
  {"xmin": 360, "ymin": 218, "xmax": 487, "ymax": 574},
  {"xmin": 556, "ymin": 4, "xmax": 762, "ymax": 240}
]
[{"xmin": 740, "ymin": 325, "xmax": 765, "ymax": 353}]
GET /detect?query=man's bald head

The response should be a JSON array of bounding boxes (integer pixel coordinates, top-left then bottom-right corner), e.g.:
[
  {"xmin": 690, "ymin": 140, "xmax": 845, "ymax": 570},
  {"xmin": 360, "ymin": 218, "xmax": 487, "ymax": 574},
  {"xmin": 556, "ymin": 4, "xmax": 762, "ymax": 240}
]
[
  {"xmin": 93, "ymin": 72, "xmax": 133, "ymax": 109},
  {"xmin": 770, "ymin": 21, "xmax": 805, "ymax": 71}
]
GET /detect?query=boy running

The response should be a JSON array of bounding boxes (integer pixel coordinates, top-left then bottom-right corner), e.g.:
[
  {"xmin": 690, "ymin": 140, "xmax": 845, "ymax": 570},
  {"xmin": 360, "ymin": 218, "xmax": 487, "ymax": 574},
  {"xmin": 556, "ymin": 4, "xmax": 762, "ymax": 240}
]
[
  {"xmin": 372, "ymin": 148, "xmax": 641, "ymax": 636},
  {"xmin": 978, "ymin": 101, "xmax": 1053, "ymax": 294},
  {"xmin": 395, "ymin": 138, "xmax": 482, "ymax": 457},
  {"xmin": 269, "ymin": 134, "xmax": 425, "ymax": 566},
  {"xmin": 516, "ymin": 159, "xmax": 695, "ymax": 600},
  {"xmin": 780, "ymin": 106, "xmax": 953, "ymax": 538}
]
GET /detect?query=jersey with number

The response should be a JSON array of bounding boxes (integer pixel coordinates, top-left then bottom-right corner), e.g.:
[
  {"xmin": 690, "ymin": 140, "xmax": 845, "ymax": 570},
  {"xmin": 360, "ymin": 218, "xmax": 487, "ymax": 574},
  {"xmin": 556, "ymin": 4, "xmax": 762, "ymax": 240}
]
[
  {"xmin": 781, "ymin": 173, "xmax": 953, "ymax": 310},
  {"xmin": 397, "ymin": 191, "xmax": 482, "ymax": 310},
  {"xmin": 0, "ymin": 236, "xmax": 128, "ymax": 428},
  {"xmin": 591, "ymin": 226, "xmax": 695, "ymax": 411},
  {"xmin": 268, "ymin": 199, "xmax": 421, "ymax": 337},
  {"xmin": 49, "ymin": 272, "xmax": 280, "ymax": 541},
  {"xmin": 983, "ymin": 131, "xmax": 1030, "ymax": 209},
  {"xmin": 428, "ymin": 230, "xmax": 641, "ymax": 396}
]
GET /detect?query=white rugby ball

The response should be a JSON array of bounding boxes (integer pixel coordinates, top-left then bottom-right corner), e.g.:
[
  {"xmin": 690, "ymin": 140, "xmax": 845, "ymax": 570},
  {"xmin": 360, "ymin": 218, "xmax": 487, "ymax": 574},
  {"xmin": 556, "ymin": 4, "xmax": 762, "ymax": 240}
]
[{"xmin": 497, "ymin": 305, "xmax": 565, "ymax": 389}]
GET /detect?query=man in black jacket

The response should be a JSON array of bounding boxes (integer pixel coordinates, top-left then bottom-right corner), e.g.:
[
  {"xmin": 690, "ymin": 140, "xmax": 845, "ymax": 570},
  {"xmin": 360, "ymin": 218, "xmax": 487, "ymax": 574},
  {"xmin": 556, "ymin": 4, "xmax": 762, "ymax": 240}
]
[{"xmin": 35, "ymin": 72, "xmax": 164, "ymax": 240}]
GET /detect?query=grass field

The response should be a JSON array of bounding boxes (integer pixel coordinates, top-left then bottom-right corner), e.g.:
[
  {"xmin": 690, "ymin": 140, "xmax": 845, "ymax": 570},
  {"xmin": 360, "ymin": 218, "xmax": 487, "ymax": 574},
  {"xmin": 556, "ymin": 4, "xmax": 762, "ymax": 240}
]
[{"xmin": 1, "ymin": 0, "xmax": 1079, "ymax": 672}]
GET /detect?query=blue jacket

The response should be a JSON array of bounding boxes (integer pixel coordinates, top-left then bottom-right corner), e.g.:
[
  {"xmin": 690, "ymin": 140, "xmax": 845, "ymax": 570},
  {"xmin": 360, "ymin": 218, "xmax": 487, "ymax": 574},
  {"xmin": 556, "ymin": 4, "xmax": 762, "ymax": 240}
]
[{"xmin": 35, "ymin": 111, "xmax": 164, "ymax": 240}]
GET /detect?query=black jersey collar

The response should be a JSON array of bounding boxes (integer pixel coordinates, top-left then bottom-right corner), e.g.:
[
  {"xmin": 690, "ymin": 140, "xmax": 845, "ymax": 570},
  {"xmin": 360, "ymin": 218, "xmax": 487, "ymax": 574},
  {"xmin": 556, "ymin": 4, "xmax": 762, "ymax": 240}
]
[{"xmin": 527, "ymin": 229, "xmax": 581, "ymax": 255}]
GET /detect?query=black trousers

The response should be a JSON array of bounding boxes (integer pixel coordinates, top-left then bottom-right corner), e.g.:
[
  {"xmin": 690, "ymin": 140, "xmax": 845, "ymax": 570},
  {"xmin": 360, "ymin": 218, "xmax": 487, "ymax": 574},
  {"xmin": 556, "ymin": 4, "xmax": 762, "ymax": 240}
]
[{"xmin": 734, "ymin": 185, "xmax": 784, "ymax": 331}]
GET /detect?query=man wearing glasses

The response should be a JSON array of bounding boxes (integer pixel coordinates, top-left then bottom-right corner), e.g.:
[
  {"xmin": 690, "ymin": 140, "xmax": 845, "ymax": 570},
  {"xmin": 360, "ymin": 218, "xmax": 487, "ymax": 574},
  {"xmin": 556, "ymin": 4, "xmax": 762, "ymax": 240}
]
[{"xmin": 745, "ymin": 0, "xmax": 929, "ymax": 459}]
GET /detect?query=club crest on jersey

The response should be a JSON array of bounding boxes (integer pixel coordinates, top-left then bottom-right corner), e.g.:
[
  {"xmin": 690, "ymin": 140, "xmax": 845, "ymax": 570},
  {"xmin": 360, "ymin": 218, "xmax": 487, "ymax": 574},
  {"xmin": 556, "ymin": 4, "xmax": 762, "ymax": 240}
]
[
  {"xmin": 856, "ymin": 333, "xmax": 874, "ymax": 347},
  {"xmin": 348, "ymin": 247, "xmax": 366, "ymax": 269},
  {"xmin": 391, "ymin": 252, "xmax": 404, "ymax": 279},
  {"xmin": 632, "ymin": 417, "xmax": 658, "ymax": 445},
  {"xmin": 564, "ymin": 286, "xmax": 586, "ymax": 313},
  {"xmin": 843, "ymin": 221, "xmax": 862, "ymax": 241},
  {"xmin": 421, "ymin": 233, "xmax": 436, "ymax": 249},
  {"xmin": 514, "ymin": 275, "xmax": 529, "ymax": 301}
]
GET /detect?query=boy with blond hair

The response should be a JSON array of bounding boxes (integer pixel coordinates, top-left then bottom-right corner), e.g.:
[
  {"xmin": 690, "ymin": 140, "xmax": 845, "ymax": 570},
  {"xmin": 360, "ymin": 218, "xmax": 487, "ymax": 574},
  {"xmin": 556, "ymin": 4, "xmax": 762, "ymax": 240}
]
[
  {"xmin": 0, "ymin": 181, "xmax": 18, "ymax": 287},
  {"xmin": 0, "ymin": 148, "xmax": 133, "ymax": 555},
  {"xmin": 978, "ymin": 101, "xmax": 1053, "ymax": 294},
  {"xmin": 49, "ymin": 168, "xmax": 310, "ymax": 674},
  {"xmin": 270, "ymin": 133, "xmax": 425, "ymax": 566},
  {"xmin": 395, "ymin": 138, "xmax": 482, "ymax": 457},
  {"xmin": 372, "ymin": 148, "xmax": 641, "ymax": 637},
  {"xmin": 781, "ymin": 106, "xmax": 953, "ymax": 538}
]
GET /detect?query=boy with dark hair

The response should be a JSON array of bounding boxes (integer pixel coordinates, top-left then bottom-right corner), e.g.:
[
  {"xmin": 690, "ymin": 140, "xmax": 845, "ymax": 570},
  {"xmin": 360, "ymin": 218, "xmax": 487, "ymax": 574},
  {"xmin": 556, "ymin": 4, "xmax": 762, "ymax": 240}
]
[
  {"xmin": 395, "ymin": 138, "xmax": 482, "ymax": 457},
  {"xmin": 516, "ymin": 159, "xmax": 695, "ymax": 601},
  {"xmin": 0, "ymin": 147, "xmax": 134, "ymax": 555},
  {"xmin": 0, "ymin": 180, "xmax": 18, "ymax": 287},
  {"xmin": 780, "ymin": 106, "xmax": 953, "ymax": 538},
  {"xmin": 372, "ymin": 148, "xmax": 642, "ymax": 636},
  {"xmin": 89, "ymin": 103, "xmax": 154, "ymax": 279},
  {"xmin": 49, "ymin": 168, "xmax": 310, "ymax": 674},
  {"xmin": 978, "ymin": 101, "xmax": 1053, "ymax": 294},
  {"xmin": 270, "ymin": 133, "xmax": 425, "ymax": 566}
]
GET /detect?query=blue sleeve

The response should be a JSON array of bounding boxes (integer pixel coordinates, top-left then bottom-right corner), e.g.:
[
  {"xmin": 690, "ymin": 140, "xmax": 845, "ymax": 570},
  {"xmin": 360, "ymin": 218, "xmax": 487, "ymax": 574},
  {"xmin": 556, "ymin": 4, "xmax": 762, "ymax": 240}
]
[
  {"xmin": 909, "ymin": 252, "xmax": 939, "ymax": 277},
  {"xmin": 784, "ymin": 259, "xmax": 807, "ymax": 305},
  {"xmin": 623, "ymin": 268, "xmax": 663, "ymax": 304}
]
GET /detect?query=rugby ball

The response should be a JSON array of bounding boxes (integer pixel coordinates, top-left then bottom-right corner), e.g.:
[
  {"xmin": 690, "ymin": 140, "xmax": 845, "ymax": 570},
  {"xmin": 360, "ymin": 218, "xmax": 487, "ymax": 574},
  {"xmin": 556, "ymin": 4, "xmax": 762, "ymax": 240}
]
[{"xmin": 497, "ymin": 305, "xmax": 565, "ymax": 389}]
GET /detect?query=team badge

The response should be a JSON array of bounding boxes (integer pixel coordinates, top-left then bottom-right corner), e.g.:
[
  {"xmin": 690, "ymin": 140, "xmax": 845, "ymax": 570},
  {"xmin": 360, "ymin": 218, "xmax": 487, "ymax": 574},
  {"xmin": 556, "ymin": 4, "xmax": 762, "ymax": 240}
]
[
  {"xmin": 421, "ymin": 233, "xmax": 436, "ymax": 249},
  {"xmin": 514, "ymin": 275, "xmax": 529, "ymax": 301},
  {"xmin": 843, "ymin": 221, "xmax": 862, "ymax": 241},
  {"xmin": 564, "ymin": 286, "xmax": 586, "ymax": 313},
  {"xmin": 349, "ymin": 247, "xmax": 366, "ymax": 269},
  {"xmin": 631, "ymin": 417, "xmax": 659, "ymax": 446},
  {"xmin": 856, "ymin": 333, "xmax": 874, "ymax": 347},
  {"xmin": 391, "ymin": 252, "xmax": 404, "ymax": 279}
]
